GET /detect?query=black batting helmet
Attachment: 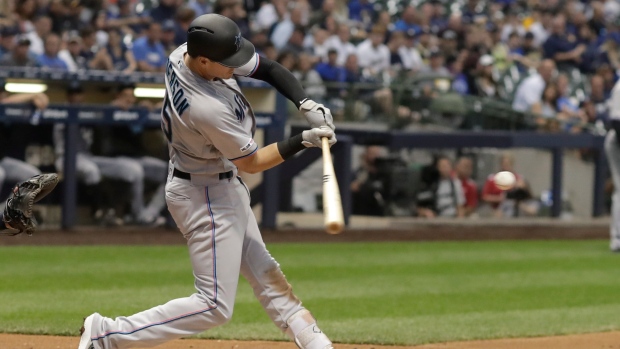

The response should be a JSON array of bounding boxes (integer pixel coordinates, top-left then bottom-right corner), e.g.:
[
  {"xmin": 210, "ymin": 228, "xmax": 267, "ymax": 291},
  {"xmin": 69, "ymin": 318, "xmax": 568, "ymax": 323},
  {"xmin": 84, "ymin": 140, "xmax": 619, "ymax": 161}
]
[{"xmin": 187, "ymin": 14, "xmax": 255, "ymax": 68}]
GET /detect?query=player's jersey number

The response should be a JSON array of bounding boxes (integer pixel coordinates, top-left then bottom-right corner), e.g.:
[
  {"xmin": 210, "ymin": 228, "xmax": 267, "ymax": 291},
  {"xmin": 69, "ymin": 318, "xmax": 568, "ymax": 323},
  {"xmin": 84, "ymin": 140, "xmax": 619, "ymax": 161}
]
[{"xmin": 161, "ymin": 93, "xmax": 173, "ymax": 142}]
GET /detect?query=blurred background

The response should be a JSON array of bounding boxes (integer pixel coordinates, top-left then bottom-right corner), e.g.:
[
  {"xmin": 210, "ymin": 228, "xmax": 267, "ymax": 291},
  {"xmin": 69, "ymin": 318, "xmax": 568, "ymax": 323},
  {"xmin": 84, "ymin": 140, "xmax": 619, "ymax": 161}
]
[{"xmin": 0, "ymin": 0, "xmax": 616, "ymax": 230}]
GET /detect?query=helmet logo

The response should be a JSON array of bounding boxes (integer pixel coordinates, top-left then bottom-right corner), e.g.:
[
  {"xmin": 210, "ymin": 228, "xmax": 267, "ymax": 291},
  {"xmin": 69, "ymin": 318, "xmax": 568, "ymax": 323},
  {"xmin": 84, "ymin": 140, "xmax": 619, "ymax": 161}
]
[{"xmin": 234, "ymin": 33, "xmax": 242, "ymax": 51}]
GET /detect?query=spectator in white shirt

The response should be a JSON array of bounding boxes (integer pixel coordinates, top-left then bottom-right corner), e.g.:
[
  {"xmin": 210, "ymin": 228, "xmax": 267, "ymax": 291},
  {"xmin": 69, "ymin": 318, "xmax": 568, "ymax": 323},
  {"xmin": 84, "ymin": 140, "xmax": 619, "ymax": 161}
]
[
  {"xmin": 512, "ymin": 59, "xmax": 556, "ymax": 112},
  {"xmin": 399, "ymin": 30, "xmax": 425, "ymax": 72},
  {"xmin": 270, "ymin": 5, "xmax": 304, "ymax": 50},
  {"xmin": 324, "ymin": 22, "xmax": 356, "ymax": 66},
  {"xmin": 356, "ymin": 25, "xmax": 390, "ymax": 75}
]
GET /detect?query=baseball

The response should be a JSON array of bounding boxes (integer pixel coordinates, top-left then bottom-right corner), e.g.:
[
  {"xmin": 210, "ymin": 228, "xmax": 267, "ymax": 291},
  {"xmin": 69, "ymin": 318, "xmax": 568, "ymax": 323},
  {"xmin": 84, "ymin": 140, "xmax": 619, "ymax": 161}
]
[{"xmin": 494, "ymin": 171, "xmax": 516, "ymax": 190}]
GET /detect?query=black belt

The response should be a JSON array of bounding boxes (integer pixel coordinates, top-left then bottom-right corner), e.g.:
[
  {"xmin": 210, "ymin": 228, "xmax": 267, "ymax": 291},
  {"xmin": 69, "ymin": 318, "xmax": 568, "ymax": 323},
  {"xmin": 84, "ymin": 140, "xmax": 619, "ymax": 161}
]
[{"xmin": 173, "ymin": 168, "xmax": 234, "ymax": 181}]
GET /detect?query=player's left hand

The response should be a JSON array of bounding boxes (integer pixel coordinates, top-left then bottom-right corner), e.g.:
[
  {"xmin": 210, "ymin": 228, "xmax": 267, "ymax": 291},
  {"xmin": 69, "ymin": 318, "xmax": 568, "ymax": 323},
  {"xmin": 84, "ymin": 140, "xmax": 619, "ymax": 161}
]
[
  {"xmin": 2, "ymin": 173, "xmax": 59, "ymax": 236},
  {"xmin": 299, "ymin": 99, "xmax": 335, "ymax": 131},
  {"xmin": 302, "ymin": 126, "xmax": 337, "ymax": 148}
]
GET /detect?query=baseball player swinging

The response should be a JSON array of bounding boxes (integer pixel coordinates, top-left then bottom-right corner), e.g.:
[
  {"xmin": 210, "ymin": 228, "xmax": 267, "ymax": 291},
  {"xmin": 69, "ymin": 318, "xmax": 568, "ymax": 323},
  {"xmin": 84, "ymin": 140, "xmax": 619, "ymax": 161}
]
[
  {"xmin": 606, "ymin": 78, "xmax": 620, "ymax": 252},
  {"xmin": 78, "ymin": 14, "xmax": 337, "ymax": 349}
]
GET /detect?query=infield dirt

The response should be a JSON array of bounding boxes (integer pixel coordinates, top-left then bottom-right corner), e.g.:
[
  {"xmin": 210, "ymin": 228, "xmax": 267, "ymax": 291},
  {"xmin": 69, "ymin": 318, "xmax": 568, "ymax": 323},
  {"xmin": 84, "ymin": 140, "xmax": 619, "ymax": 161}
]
[{"xmin": 3, "ymin": 332, "xmax": 620, "ymax": 349}]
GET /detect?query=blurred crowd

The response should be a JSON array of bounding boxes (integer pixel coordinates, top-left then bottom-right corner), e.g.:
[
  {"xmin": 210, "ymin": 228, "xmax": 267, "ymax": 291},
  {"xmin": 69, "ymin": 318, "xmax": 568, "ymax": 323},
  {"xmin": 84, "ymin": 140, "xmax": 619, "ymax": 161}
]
[{"xmin": 0, "ymin": 0, "xmax": 618, "ymax": 129}]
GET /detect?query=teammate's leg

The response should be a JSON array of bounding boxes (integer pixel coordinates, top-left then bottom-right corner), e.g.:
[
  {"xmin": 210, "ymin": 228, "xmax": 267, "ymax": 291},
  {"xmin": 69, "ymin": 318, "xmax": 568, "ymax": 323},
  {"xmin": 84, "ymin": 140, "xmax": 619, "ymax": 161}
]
[
  {"xmin": 237, "ymin": 178, "xmax": 333, "ymax": 349},
  {"xmin": 91, "ymin": 156, "xmax": 145, "ymax": 221},
  {"xmin": 0, "ymin": 157, "xmax": 41, "ymax": 210},
  {"xmin": 0, "ymin": 166, "xmax": 6, "ymax": 196},
  {"xmin": 82, "ymin": 177, "xmax": 248, "ymax": 349},
  {"xmin": 136, "ymin": 156, "xmax": 168, "ymax": 223},
  {"xmin": 605, "ymin": 131, "xmax": 620, "ymax": 251}
]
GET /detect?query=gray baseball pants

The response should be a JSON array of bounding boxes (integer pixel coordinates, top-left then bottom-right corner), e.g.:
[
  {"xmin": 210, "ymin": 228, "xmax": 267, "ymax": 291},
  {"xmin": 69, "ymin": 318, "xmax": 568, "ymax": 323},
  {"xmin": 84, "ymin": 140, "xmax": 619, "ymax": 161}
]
[
  {"xmin": 605, "ymin": 130, "xmax": 620, "ymax": 250},
  {"xmin": 88, "ymin": 165, "xmax": 306, "ymax": 349}
]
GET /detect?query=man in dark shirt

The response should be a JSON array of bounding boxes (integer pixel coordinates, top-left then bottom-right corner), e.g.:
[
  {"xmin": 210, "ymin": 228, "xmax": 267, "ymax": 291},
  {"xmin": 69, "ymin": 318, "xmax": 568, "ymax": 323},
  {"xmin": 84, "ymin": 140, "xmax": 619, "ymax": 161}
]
[
  {"xmin": 0, "ymin": 35, "xmax": 38, "ymax": 67},
  {"xmin": 543, "ymin": 15, "xmax": 586, "ymax": 69}
]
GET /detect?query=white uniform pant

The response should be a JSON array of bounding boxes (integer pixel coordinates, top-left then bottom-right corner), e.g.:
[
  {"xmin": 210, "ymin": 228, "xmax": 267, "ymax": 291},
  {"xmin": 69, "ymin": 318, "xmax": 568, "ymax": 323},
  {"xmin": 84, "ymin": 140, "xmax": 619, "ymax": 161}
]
[
  {"xmin": 605, "ymin": 131, "xmax": 620, "ymax": 249},
  {"xmin": 88, "ymin": 168, "xmax": 304, "ymax": 349}
]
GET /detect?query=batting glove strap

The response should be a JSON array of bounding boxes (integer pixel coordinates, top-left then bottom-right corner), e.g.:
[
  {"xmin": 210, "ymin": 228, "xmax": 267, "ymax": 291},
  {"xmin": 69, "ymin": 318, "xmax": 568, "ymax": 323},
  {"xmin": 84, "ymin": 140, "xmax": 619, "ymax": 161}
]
[{"xmin": 299, "ymin": 99, "xmax": 335, "ymax": 131}]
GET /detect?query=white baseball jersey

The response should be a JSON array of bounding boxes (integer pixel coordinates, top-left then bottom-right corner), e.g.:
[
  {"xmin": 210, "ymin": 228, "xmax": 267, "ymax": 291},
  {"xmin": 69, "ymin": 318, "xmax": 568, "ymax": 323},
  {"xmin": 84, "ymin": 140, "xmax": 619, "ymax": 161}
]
[{"xmin": 162, "ymin": 44, "xmax": 261, "ymax": 174}]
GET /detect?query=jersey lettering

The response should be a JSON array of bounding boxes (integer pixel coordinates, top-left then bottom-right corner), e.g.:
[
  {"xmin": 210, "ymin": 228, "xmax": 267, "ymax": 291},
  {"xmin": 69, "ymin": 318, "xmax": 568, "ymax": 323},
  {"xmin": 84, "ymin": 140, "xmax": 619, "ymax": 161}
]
[
  {"xmin": 233, "ymin": 94, "xmax": 246, "ymax": 122},
  {"xmin": 165, "ymin": 60, "xmax": 190, "ymax": 116},
  {"xmin": 161, "ymin": 93, "xmax": 173, "ymax": 142}
]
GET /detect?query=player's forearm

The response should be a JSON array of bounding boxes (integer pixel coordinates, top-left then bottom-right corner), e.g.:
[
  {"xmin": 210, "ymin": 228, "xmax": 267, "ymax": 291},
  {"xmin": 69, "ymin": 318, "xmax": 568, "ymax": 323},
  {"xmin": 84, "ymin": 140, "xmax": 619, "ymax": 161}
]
[
  {"xmin": 250, "ymin": 57, "xmax": 307, "ymax": 108},
  {"xmin": 234, "ymin": 143, "xmax": 284, "ymax": 174}
]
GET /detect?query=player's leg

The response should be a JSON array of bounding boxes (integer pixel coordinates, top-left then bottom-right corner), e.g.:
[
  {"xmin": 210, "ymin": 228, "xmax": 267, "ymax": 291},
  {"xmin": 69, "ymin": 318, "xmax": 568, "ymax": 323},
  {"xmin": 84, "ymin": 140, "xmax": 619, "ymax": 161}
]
[
  {"xmin": 605, "ymin": 131, "xmax": 620, "ymax": 251},
  {"xmin": 80, "ymin": 177, "xmax": 248, "ymax": 349},
  {"xmin": 237, "ymin": 178, "xmax": 333, "ymax": 349},
  {"xmin": 91, "ymin": 156, "xmax": 145, "ymax": 222},
  {"xmin": 136, "ymin": 156, "xmax": 168, "ymax": 223}
]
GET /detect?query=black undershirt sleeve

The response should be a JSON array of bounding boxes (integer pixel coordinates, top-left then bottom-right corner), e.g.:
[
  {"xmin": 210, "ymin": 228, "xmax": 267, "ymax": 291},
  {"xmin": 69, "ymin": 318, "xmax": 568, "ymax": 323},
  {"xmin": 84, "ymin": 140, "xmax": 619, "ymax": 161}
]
[{"xmin": 249, "ymin": 57, "xmax": 308, "ymax": 108}]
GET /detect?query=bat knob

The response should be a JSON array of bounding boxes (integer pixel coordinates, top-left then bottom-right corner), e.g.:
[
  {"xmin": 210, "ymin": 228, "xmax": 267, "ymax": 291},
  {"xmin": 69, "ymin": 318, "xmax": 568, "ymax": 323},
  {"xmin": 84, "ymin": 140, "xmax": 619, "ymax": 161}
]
[{"xmin": 325, "ymin": 222, "xmax": 344, "ymax": 235}]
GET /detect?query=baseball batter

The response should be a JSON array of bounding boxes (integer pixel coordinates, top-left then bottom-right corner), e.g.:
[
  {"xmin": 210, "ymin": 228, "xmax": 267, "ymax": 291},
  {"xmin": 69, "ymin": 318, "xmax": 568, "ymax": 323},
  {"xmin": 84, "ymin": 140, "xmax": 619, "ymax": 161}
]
[
  {"xmin": 605, "ymin": 78, "xmax": 620, "ymax": 252},
  {"xmin": 78, "ymin": 14, "xmax": 336, "ymax": 349}
]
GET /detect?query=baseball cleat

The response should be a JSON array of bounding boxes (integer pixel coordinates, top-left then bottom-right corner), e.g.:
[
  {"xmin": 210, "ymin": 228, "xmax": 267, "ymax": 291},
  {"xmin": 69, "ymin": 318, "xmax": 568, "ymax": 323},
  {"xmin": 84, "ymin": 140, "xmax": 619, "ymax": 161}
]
[{"xmin": 78, "ymin": 313, "xmax": 98, "ymax": 349}]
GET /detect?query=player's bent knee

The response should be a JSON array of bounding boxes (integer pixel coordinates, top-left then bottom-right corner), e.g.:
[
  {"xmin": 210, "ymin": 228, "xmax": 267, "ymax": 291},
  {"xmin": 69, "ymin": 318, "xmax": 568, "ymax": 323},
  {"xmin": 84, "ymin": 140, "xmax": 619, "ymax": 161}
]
[{"xmin": 286, "ymin": 309, "xmax": 333, "ymax": 349}]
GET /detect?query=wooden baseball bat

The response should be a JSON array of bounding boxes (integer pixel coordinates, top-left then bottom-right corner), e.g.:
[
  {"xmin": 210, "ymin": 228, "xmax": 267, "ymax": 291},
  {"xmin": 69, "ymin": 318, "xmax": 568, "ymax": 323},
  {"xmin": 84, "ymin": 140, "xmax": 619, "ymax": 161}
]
[{"xmin": 321, "ymin": 137, "xmax": 344, "ymax": 234}]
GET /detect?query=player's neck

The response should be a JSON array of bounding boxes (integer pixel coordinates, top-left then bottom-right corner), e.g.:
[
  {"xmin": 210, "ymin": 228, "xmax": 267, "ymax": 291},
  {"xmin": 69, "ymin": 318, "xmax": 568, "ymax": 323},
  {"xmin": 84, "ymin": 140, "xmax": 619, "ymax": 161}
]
[{"xmin": 184, "ymin": 54, "xmax": 217, "ymax": 81}]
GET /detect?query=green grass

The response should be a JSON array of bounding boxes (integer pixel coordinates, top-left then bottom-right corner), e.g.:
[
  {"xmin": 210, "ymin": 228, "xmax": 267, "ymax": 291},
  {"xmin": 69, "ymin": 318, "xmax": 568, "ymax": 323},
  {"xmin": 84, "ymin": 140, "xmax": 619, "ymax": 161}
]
[{"xmin": 1, "ymin": 240, "xmax": 620, "ymax": 345}]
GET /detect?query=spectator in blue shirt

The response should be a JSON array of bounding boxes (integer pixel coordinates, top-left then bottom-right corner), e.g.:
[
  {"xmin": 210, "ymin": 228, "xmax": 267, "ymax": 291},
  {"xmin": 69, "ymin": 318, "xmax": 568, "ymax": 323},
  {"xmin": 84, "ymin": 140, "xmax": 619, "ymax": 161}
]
[
  {"xmin": 315, "ymin": 49, "xmax": 347, "ymax": 97},
  {"xmin": 348, "ymin": 0, "xmax": 375, "ymax": 25},
  {"xmin": 394, "ymin": 6, "xmax": 421, "ymax": 36},
  {"xmin": 132, "ymin": 22, "xmax": 167, "ymax": 72},
  {"xmin": 542, "ymin": 15, "xmax": 586, "ymax": 70},
  {"xmin": 36, "ymin": 33, "xmax": 69, "ymax": 70}
]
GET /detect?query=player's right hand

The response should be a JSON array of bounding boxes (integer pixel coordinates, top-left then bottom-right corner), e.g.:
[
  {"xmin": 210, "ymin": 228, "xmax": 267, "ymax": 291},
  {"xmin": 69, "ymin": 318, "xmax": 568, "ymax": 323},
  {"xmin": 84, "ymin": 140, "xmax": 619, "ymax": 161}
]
[
  {"xmin": 299, "ymin": 99, "xmax": 336, "ymax": 131},
  {"xmin": 302, "ymin": 126, "xmax": 337, "ymax": 148}
]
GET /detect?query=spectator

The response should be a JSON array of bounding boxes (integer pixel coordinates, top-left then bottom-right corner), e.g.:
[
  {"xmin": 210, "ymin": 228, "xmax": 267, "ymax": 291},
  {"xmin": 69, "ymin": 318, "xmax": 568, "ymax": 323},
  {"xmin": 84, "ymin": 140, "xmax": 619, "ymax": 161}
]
[
  {"xmin": 26, "ymin": 15, "xmax": 51, "ymax": 55},
  {"xmin": 344, "ymin": 53, "xmax": 395, "ymax": 117},
  {"xmin": 351, "ymin": 146, "xmax": 387, "ymax": 216},
  {"xmin": 348, "ymin": 0, "xmax": 375, "ymax": 26},
  {"xmin": 455, "ymin": 156, "xmax": 478, "ymax": 217},
  {"xmin": 421, "ymin": 48, "xmax": 450, "ymax": 75},
  {"xmin": 324, "ymin": 23, "xmax": 356, "ymax": 66},
  {"xmin": 521, "ymin": 32, "xmax": 542, "ymax": 68},
  {"xmin": 399, "ymin": 29, "xmax": 425, "ymax": 72},
  {"xmin": 149, "ymin": 0, "xmax": 179, "ymax": 23},
  {"xmin": 555, "ymin": 74, "xmax": 580, "ymax": 113},
  {"xmin": 48, "ymin": 0, "xmax": 82, "ymax": 33},
  {"xmin": 99, "ymin": 29, "xmax": 137, "ymax": 73},
  {"xmin": 161, "ymin": 20, "xmax": 178, "ymax": 56},
  {"xmin": 36, "ymin": 33, "xmax": 68, "ymax": 70},
  {"xmin": 512, "ymin": 59, "xmax": 556, "ymax": 112},
  {"xmin": 0, "ymin": 26, "xmax": 18, "ymax": 57},
  {"xmin": 439, "ymin": 29, "xmax": 459, "ymax": 65},
  {"xmin": 106, "ymin": 0, "xmax": 149, "ymax": 36},
  {"xmin": 356, "ymin": 25, "xmax": 390, "ymax": 75},
  {"xmin": 254, "ymin": 0, "xmax": 283, "ymax": 32},
  {"xmin": 270, "ymin": 5, "xmax": 305, "ymax": 50},
  {"xmin": 309, "ymin": 0, "xmax": 342, "ymax": 29},
  {"xmin": 474, "ymin": 54, "xmax": 499, "ymax": 98},
  {"xmin": 58, "ymin": 32, "xmax": 87, "ymax": 71},
  {"xmin": 187, "ymin": 0, "xmax": 212, "ymax": 17},
  {"xmin": 310, "ymin": 27, "xmax": 330, "ymax": 60},
  {"xmin": 387, "ymin": 31, "xmax": 407, "ymax": 72},
  {"xmin": 394, "ymin": 6, "xmax": 421, "ymax": 35},
  {"xmin": 214, "ymin": 0, "xmax": 250, "ymax": 39},
  {"xmin": 542, "ymin": 15, "xmax": 586, "ymax": 70},
  {"xmin": 173, "ymin": 6, "xmax": 196, "ymax": 47},
  {"xmin": 276, "ymin": 50, "xmax": 297, "ymax": 71},
  {"xmin": 293, "ymin": 53, "xmax": 326, "ymax": 102},
  {"xmin": 315, "ymin": 49, "xmax": 346, "ymax": 96},
  {"xmin": 532, "ymin": 83, "xmax": 561, "ymax": 126},
  {"xmin": 132, "ymin": 22, "xmax": 167, "ymax": 73},
  {"xmin": 0, "ymin": 35, "xmax": 37, "ymax": 67},
  {"xmin": 481, "ymin": 153, "xmax": 531, "ymax": 217},
  {"xmin": 588, "ymin": 74, "xmax": 611, "ymax": 124},
  {"xmin": 417, "ymin": 155, "xmax": 465, "ymax": 218},
  {"xmin": 281, "ymin": 25, "xmax": 306, "ymax": 55}
]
